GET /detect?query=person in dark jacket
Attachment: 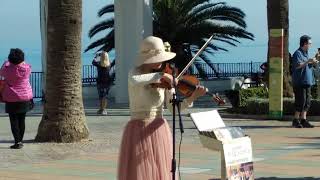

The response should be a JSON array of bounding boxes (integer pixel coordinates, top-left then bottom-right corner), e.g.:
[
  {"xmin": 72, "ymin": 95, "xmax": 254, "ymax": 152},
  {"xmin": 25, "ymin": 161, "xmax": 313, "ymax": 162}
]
[{"xmin": 92, "ymin": 51, "xmax": 111, "ymax": 115}]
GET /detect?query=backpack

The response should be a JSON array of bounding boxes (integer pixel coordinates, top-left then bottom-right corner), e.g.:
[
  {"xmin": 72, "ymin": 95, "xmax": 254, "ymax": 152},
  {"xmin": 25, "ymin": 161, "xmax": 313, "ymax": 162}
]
[{"xmin": 289, "ymin": 53, "xmax": 293, "ymax": 75}]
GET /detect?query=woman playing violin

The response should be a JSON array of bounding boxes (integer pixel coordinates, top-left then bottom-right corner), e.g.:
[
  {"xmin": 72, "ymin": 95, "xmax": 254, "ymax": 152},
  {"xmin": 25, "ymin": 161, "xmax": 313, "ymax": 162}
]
[{"xmin": 117, "ymin": 36, "xmax": 206, "ymax": 180}]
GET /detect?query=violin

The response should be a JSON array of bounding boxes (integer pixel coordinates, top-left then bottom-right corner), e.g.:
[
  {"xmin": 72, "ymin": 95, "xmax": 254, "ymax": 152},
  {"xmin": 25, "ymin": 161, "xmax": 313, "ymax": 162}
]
[
  {"xmin": 150, "ymin": 35, "xmax": 226, "ymax": 105},
  {"xmin": 151, "ymin": 63, "xmax": 226, "ymax": 105}
]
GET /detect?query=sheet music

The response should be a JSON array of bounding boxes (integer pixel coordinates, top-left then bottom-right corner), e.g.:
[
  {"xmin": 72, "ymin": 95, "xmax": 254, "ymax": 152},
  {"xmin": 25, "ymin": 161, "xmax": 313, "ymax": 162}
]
[
  {"xmin": 191, "ymin": 110, "xmax": 245, "ymax": 141},
  {"xmin": 190, "ymin": 110, "xmax": 225, "ymax": 131},
  {"xmin": 213, "ymin": 127, "xmax": 245, "ymax": 141}
]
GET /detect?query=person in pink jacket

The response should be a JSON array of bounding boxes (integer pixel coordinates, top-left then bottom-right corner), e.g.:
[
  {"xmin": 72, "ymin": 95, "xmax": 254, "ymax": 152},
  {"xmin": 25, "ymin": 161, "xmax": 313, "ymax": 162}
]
[{"xmin": 0, "ymin": 48, "xmax": 33, "ymax": 149}]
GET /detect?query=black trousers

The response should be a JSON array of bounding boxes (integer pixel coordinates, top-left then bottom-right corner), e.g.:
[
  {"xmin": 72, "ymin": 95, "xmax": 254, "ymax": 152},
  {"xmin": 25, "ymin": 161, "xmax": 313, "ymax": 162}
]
[
  {"xmin": 9, "ymin": 113, "xmax": 26, "ymax": 144},
  {"xmin": 293, "ymin": 85, "xmax": 311, "ymax": 112}
]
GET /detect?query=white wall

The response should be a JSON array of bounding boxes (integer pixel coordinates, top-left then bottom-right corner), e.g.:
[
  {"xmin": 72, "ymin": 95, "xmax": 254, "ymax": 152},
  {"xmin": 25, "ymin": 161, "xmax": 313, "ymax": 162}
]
[
  {"xmin": 114, "ymin": 0, "xmax": 153, "ymax": 103},
  {"xmin": 82, "ymin": 77, "xmax": 245, "ymax": 103}
]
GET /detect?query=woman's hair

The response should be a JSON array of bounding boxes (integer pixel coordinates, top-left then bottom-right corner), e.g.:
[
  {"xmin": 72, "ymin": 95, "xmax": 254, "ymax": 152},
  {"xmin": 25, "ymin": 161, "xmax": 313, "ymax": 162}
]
[
  {"xmin": 100, "ymin": 51, "xmax": 110, "ymax": 68},
  {"xmin": 8, "ymin": 48, "xmax": 24, "ymax": 65}
]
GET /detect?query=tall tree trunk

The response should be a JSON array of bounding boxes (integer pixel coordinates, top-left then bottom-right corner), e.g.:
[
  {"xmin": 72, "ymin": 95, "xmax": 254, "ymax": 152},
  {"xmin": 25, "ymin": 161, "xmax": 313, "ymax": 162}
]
[
  {"xmin": 35, "ymin": 0, "xmax": 89, "ymax": 142},
  {"xmin": 267, "ymin": 0, "xmax": 293, "ymax": 97}
]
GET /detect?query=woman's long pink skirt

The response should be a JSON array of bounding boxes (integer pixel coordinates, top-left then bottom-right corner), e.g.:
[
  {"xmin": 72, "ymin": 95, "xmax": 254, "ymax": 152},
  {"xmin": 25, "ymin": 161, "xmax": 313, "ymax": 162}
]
[{"xmin": 117, "ymin": 118, "xmax": 173, "ymax": 180}]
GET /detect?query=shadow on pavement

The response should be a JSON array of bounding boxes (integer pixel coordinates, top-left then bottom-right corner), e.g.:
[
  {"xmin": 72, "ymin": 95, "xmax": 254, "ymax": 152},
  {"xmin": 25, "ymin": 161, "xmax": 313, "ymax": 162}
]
[
  {"xmin": 239, "ymin": 125, "xmax": 292, "ymax": 129},
  {"xmin": 0, "ymin": 139, "xmax": 35, "ymax": 144},
  {"xmin": 209, "ymin": 177, "xmax": 320, "ymax": 180}
]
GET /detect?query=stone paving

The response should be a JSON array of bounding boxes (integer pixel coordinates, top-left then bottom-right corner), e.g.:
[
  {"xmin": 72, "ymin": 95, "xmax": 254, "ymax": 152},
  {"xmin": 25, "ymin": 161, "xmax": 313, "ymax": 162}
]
[{"xmin": 0, "ymin": 103, "xmax": 319, "ymax": 179}]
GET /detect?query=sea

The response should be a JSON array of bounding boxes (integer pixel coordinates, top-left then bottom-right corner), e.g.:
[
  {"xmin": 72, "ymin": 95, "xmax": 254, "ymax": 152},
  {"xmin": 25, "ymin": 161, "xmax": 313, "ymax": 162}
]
[{"xmin": 0, "ymin": 42, "xmax": 318, "ymax": 72}]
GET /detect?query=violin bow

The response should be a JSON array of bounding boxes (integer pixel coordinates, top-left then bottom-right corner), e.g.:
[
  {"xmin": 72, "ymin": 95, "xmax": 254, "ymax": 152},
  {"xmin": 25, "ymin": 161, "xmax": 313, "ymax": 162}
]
[
  {"xmin": 177, "ymin": 35, "xmax": 214, "ymax": 79},
  {"xmin": 175, "ymin": 35, "xmax": 226, "ymax": 105}
]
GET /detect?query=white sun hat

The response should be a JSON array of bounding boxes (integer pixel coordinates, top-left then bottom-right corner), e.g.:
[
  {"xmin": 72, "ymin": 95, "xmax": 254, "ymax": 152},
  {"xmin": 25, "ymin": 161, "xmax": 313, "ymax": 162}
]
[{"xmin": 135, "ymin": 36, "xmax": 176, "ymax": 67}]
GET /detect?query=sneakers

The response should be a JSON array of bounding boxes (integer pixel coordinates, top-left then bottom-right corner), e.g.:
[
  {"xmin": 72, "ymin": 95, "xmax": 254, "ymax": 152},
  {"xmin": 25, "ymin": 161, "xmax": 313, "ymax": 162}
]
[
  {"xmin": 300, "ymin": 119, "xmax": 314, "ymax": 128},
  {"xmin": 97, "ymin": 109, "xmax": 108, "ymax": 116},
  {"xmin": 101, "ymin": 109, "xmax": 108, "ymax": 116},
  {"xmin": 10, "ymin": 142, "xmax": 23, "ymax": 149},
  {"xmin": 292, "ymin": 119, "xmax": 303, "ymax": 128},
  {"xmin": 292, "ymin": 119, "xmax": 314, "ymax": 128}
]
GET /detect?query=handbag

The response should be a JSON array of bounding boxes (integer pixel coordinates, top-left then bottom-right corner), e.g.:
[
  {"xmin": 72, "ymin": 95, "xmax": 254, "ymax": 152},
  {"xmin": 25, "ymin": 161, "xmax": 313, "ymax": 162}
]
[
  {"xmin": 313, "ymin": 63, "xmax": 320, "ymax": 80},
  {"xmin": 0, "ymin": 79, "xmax": 5, "ymax": 102},
  {"xmin": 29, "ymin": 99, "xmax": 35, "ymax": 110}
]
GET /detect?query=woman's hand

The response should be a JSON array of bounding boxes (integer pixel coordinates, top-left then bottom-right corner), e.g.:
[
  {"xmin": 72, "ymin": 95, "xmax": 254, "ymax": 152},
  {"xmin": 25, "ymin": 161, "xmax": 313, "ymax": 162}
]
[
  {"xmin": 161, "ymin": 73, "xmax": 178, "ymax": 87},
  {"xmin": 308, "ymin": 58, "xmax": 318, "ymax": 64},
  {"xmin": 189, "ymin": 85, "xmax": 207, "ymax": 100}
]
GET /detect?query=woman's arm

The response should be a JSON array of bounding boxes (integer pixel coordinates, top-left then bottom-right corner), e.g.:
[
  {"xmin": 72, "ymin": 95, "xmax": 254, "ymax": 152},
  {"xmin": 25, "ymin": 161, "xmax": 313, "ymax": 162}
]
[
  {"xmin": 128, "ymin": 70, "xmax": 164, "ymax": 86},
  {"xmin": 165, "ymin": 85, "xmax": 207, "ymax": 113},
  {"xmin": 165, "ymin": 89, "xmax": 194, "ymax": 113},
  {"xmin": 92, "ymin": 56, "xmax": 99, "ymax": 67},
  {"xmin": 0, "ymin": 61, "xmax": 8, "ymax": 77},
  {"xmin": 294, "ymin": 53, "xmax": 317, "ymax": 69}
]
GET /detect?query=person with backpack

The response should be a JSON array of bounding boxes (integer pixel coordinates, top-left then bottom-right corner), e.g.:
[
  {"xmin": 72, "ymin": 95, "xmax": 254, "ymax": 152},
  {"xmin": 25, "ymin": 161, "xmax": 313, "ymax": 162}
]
[{"xmin": 315, "ymin": 48, "xmax": 320, "ymax": 60}]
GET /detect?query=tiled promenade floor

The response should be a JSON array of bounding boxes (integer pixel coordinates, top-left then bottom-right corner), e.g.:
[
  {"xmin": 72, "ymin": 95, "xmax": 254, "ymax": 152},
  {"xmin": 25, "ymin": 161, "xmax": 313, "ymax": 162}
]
[{"xmin": 0, "ymin": 107, "xmax": 319, "ymax": 180}]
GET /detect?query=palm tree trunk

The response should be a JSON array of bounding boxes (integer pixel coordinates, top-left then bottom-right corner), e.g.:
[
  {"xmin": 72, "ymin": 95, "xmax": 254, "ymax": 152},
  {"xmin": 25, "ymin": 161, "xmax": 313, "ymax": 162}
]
[
  {"xmin": 35, "ymin": 0, "xmax": 89, "ymax": 142},
  {"xmin": 267, "ymin": 0, "xmax": 293, "ymax": 97}
]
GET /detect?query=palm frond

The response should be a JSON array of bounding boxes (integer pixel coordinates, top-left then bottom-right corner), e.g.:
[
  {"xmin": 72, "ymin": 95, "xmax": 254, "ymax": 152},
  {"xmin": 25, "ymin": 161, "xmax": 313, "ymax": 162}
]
[
  {"xmin": 206, "ymin": 43, "xmax": 228, "ymax": 52},
  {"xmin": 199, "ymin": 54, "xmax": 220, "ymax": 75},
  {"xmin": 88, "ymin": 18, "xmax": 114, "ymax": 38},
  {"xmin": 95, "ymin": 30, "xmax": 115, "ymax": 53},
  {"xmin": 96, "ymin": 44, "xmax": 113, "ymax": 53},
  {"xmin": 216, "ymin": 35, "xmax": 241, "ymax": 43},
  {"xmin": 193, "ymin": 61, "xmax": 209, "ymax": 79},
  {"xmin": 212, "ymin": 37, "xmax": 237, "ymax": 46},
  {"xmin": 186, "ymin": 6, "xmax": 247, "ymax": 28},
  {"xmin": 213, "ymin": 26, "xmax": 254, "ymax": 40},
  {"xmin": 98, "ymin": 4, "xmax": 114, "ymax": 17},
  {"xmin": 186, "ymin": 2, "xmax": 225, "ymax": 18},
  {"xmin": 184, "ymin": 21, "xmax": 254, "ymax": 42},
  {"xmin": 180, "ymin": 0, "xmax": 212, "ymax": 15},
  {"xmin": 86, "ymin": 0, "xmax": 255, "ymax": 80},
  {"xmin": 85, "ymin": 30, "xmax": 114, "ymax": 52},
  {"xmin": 85, "ymin": 38, "xmax": 107, "ymax": 52}
]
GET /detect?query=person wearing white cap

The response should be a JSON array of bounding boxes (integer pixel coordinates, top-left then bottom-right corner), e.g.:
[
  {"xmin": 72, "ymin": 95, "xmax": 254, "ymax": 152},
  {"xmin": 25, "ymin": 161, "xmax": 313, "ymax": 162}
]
[{"xmin": 117, "ymin": 36, "xmax": 206, "ymax": 180}]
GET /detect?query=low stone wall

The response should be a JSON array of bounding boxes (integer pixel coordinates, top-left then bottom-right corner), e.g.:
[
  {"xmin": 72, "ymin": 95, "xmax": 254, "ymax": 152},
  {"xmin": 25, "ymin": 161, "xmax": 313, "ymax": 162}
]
[
  {"xmin": 200, "ymin": 77, "xmax": 244, "ymax": 93},
  {"xmin": 83, "ymin": 77, "xmax": 244, "ymax": 102}
]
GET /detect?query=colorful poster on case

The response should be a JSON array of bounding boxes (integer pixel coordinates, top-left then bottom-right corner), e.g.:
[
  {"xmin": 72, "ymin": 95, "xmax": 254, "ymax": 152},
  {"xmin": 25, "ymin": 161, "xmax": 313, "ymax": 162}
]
[{"xmin": 223, "ymin": 137, "xmax": 254, "ymax": 180}]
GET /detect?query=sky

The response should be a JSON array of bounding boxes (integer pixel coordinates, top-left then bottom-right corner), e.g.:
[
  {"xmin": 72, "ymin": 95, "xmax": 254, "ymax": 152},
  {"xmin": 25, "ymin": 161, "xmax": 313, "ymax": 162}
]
[
  {"xmin": 0, "ymin": 0, "xmax": 319, "ymax": 68},
  {"xmin": 0, "ymin": 0, "xmax": 105, "ymax": 57},
  {"xmin": 213, "ymin": 0, "xmax": 320, "ymax": 61}
]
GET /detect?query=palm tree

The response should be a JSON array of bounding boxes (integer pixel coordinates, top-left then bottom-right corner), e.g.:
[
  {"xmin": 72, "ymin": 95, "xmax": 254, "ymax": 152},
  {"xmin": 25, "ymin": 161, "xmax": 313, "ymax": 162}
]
[
  {"xmin": 35, "ymin": 0, "xmax": 89, "ymax": 142},
  {"xmin": 267, "ymin": 0, "xmax": 292, "ymax": 97},
  {"xmin": 85, "ymin": 0, "xmax": 254, "ymax": 78}
]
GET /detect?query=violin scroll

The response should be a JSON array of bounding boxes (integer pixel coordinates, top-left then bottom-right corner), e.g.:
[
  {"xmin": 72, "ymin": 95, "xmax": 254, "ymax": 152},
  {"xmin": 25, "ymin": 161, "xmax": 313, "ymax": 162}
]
[{"xmin": 211, "ymin": 93, "xmax": 226, "ymax": 106}]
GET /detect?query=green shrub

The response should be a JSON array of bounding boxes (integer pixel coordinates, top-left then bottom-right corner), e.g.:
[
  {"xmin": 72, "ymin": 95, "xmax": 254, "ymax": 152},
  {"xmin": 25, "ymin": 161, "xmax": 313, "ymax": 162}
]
[
  {"xmin": 227, "ymin": 98, "xmax": 320, "ymax": 115},
  {"xmin": 311, "ymin": 84, "xmax": 319, "ymax": 99},
  {"xmin": 225, "ymin": 90, "xmax": 239, "ymax": 107},
  {"xmin": 239, "ymin": 87, "xmax": 268, "ymax": 107},
  {"xmin": 225, "ymin": 87, "xmax": 268, "ymax": 108}
]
